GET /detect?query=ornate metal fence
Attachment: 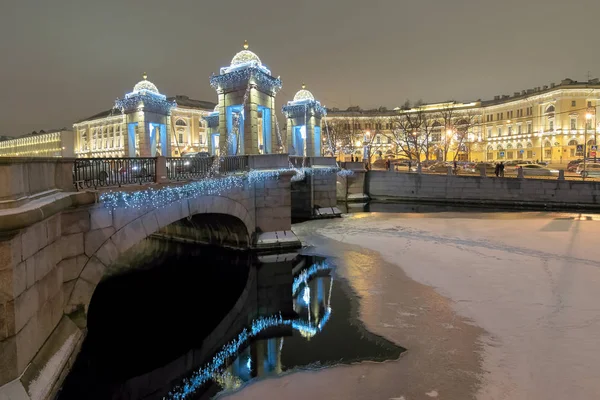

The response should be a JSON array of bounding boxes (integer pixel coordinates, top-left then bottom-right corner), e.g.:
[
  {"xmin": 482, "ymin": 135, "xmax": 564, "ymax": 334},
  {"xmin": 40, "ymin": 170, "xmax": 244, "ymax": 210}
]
[
  {"xmin": 73, "ymin": 155, "xmax": 251, "ymax": 188},
  {"xmin": 73, "ymin": 158, "xmax": 156, "ymax": 189},
  {"xmin": 219, "ymin": 155, "xmax": 249, "ymax": 173},
  {"xmin": 166, "ymin": 156, "xmax": 213, "ymax": 180}
]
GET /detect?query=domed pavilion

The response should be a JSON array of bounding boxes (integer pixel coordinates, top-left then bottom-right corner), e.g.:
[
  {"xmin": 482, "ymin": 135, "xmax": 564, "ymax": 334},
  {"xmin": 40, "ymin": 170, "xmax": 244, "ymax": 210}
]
[
  {"xmin": 115, "ymin": 73, "xmax": 175, "ymax": 156},
  {"xmin": 282, "ymin": 83, "xmax": 327, "ymax": 157},
  {"xmin": 208, "ymin": 40, "xmax": 282, "ymax": 156}
]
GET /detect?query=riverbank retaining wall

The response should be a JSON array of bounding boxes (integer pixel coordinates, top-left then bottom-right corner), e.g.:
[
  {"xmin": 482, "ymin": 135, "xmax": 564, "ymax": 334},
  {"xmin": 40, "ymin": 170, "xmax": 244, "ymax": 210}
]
[{"xmin": 366, "ymin": 171, "xmax": 600, "ymax": 209}]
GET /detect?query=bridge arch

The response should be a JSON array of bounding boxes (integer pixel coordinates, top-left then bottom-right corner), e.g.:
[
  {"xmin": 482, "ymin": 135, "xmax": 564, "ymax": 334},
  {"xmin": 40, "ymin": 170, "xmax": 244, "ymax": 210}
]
[{"xmin": 65, "ymin": 195, "xmax": 255, "ymax": 317}]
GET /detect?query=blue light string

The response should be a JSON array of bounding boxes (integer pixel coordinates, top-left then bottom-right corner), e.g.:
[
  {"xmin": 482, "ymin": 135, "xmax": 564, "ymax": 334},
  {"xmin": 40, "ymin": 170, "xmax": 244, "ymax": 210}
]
[
  {"xmin": 166, "ymin": 261, "xmax": 334, "ymax": 400},
  {"xmin": 99, "ymin": 168, "xmax": 347, "ymax": 210}
]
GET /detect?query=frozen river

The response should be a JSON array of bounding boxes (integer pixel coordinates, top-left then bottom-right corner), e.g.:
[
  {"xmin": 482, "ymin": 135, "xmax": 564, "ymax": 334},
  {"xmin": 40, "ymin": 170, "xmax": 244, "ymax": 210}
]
[{"xmin": 224, "ymin": 209, "xmax": 600, "ymax": 400}]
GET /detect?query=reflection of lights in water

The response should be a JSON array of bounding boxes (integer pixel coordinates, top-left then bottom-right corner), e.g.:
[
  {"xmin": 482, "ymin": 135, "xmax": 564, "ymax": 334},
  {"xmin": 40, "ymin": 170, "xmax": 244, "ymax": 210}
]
[
  {"xmin": 168, "ymin": 263, "xmax": 334, "ymax": 400},
  {"xmin": 302, "ymin": 286, "xmax": 310, "ymax": 305},
  {"xmin": 211, "ymin": 371, "xmax": 243, "ymax": 391},
  {"xmin": 168, "ymin": 314, "xmax": 332, "ymax": 399},
  {"xmin": 293, "ymin": 261, "xmax": 331, "ymax": 294}
]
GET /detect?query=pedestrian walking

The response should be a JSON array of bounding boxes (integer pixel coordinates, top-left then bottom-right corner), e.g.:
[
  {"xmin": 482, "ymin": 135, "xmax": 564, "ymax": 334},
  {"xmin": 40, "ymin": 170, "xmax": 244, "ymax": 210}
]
[
  {"xmin": 494, "ymin": 163, "xmax": 500, "ymax": 177},
  {"xmin": 500, "ymin": 162, "xmax": 505, "ymax": 177}
]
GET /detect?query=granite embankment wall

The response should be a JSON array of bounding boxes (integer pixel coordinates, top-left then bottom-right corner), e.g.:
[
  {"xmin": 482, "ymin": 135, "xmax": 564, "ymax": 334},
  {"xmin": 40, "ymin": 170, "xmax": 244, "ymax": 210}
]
[{"xmin": 366, "ymin": 171, "xmax": 600, "ymax": 209}]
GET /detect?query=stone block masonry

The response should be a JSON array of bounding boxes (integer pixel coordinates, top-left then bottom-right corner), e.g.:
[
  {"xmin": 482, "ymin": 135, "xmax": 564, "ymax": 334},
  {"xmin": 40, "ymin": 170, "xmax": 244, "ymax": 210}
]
[
  {"xmin": 366, "ymin": 171, "xmax": 600, "ymax": 209},
  {"xmin": 0, "ymin": 170, "xmax": 300, "ymax": 399}
]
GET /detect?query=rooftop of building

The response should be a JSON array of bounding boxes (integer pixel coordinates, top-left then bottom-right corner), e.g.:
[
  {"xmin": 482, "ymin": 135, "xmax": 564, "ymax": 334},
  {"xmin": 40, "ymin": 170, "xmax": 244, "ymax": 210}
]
[
  {"xmin": 0, "ymin": 128, "xmax": 70, "ymax": 141},
  {"xmin": 169, "ymin": 95, "xmax": 216, "ymax": 110},
  {"xmin": 326, "ymin": 78, "xmax": 600, "ymax": 117}
]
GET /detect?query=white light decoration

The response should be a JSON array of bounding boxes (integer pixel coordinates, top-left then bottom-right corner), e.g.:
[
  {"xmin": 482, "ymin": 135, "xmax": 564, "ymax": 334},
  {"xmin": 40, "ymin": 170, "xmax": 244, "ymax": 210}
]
[
  {"xmin": 230, "ymin": 40, "xmax": 262, "ymax": 67},
  {"xmin": 132, "ymin": 73, "xmax": 160, "ymax": 95},
  {"xmin": 302, "ymin": 287, "xmax": 310, "ymax": 305},
  {"xmin": 293, "ymin": 84, "xmax": 315, "ymax": 102},
  {"xmin": 99, "ymin": 167, "xmax": 346, "ymax": 210}
]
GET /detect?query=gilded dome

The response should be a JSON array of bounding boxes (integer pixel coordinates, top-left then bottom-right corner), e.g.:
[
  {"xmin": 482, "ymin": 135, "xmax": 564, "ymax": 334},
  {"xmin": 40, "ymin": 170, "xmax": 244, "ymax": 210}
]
[
  {"xmin": 133, "ymin": 73, "xmax": 159, "ymax": 94},
  {"xmin": 230, "ymin": 40, "xmax": 262, "ymax": 67},
  {"xmin": 293, "ymin": 84, "xmax": 315, "ymax": 102}
]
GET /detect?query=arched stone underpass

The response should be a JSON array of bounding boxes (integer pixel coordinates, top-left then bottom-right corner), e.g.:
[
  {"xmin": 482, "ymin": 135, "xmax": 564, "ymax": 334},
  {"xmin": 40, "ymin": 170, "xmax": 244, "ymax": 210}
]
[
  {"xmin": 65, "ymin": 196, "xmax": 254, "ymax": 321},
  {"xmin": 58, "ymin": 241, "xmax": 252, "ymax": 399},
  {"xmin": 155, "ymin": 213, "xmax": 251, "ymax": 249}
]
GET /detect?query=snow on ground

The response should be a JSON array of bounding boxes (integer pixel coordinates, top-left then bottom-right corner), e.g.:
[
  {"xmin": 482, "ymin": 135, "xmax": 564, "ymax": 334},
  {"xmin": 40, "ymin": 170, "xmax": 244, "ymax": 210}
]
[{"xmin": 319, "ymin": 211, "xmax": 600, "ymax": 400}]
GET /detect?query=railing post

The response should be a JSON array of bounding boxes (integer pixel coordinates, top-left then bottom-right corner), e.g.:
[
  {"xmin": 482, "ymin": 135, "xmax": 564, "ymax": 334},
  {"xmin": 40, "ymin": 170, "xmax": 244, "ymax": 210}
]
[
  {"xmin": 558, "ymin": 169, "xmax": 565, "ymax": 181},
  {"xmin": 156, "ymin": 156, "xmax": 168, "ymax": 183},
  {"xmin": 479, "ymin": 164, "xmax": 487, "ymax": 177}
]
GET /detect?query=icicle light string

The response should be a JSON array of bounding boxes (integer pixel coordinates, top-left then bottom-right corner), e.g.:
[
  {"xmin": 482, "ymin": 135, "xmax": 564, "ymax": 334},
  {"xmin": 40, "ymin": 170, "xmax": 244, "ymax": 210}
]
[{"xmin": 99, "ymin": 167, "xmax": 348, "ymax": 210}]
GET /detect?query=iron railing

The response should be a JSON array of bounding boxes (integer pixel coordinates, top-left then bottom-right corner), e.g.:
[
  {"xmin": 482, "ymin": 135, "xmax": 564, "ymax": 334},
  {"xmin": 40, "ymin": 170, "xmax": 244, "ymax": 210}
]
[
  {"xmin": 73, "ymin": 158, "xmax": 156, "ymax": 189},
  {"xmin": 166, "ymin": 156, "xmax": 213, "ymax": 180},
  {"xmin": 72, "ymin": 155, "xmax": 251, "ymax": 188},
  {"xmin": 219, "ymin": 155, "xmax": 248, "ymax": 174}
]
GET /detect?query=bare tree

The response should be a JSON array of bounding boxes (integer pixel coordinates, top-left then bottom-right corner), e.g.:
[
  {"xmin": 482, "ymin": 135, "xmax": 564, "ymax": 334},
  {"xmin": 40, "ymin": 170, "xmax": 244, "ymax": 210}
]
[
  {"xmin": 435, "ymin": 102, "xmax": 459, "ymax": 161},
  {"xmin": 451, "ymin": 109, "xmax": 479, "ymax": 162},
  {"xmin": 322, "ymin": 117, "xmax": 361, "ymax": 159},
  {"xmin": 389, "ymin": 102, "xmax": 436, "ymax": 162}
]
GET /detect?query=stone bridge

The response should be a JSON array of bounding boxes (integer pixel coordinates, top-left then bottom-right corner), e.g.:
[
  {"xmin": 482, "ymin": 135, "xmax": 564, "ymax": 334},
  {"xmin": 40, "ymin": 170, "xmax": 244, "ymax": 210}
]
[{"xmin": 0, "ymin": 154, "xmax": 338, "ymax": 400}]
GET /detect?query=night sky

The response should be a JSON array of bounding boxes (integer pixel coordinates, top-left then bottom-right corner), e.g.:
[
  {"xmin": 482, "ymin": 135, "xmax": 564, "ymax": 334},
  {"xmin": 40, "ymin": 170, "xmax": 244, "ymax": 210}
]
[{"xmin": 1, "ymin": 0, "xmax": 599, "ymax": 136}]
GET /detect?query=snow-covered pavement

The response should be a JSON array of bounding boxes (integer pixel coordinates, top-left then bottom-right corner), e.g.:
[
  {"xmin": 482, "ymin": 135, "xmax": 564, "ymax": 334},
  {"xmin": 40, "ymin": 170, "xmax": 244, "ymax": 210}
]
[
  {"xmin": 319, "ymin": 211, "xmax": 600, "ymax": 399},
  {"xmin": 223, "ymin": 211, "xmax": 600, "ymax": 400}
]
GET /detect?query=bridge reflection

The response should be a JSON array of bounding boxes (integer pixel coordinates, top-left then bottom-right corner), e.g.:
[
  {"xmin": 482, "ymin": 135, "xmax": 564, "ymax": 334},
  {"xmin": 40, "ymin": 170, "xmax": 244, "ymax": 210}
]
[
  {"xmin": 216, "ymin": 260, "xmax": 334, "ymax": 393},
  {"xmin": 59, "ymin": 239, "xmax": 403, "ymax": 400}
]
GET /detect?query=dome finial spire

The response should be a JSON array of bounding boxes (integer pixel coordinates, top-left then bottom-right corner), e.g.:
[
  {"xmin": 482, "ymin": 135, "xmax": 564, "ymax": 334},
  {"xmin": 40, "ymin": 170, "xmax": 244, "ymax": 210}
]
[
  {"xmin": 143, "ymin": 72, "xmax": 147, "ymax": 80},
  {"xmin": 243, "ymin": 39, "xmax": 249, "ymax": 50},
  {"xmin": 302, "ymin": 82, "xmax": 306, "ymax": 90}
]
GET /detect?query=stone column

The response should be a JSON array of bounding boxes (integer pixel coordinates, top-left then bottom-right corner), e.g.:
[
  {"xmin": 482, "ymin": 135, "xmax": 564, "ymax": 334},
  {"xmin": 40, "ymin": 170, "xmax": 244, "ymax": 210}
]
[
  {"xmin": 271, "ymin": 95, "xmax": 279, "ymax": 153},
  {"xmin": 245, "ymin": 87, "xmax": 259, "ymax": 155},
  {"xmin": 306, "ymin": 115, "xmax": 315, "ymax": 157},
  {"xmin": 218, "ymin": 92, "xmax": 227, "ymax": 156},
  {"xmin": 286, "ymin": 118, "xmax": 293, "ymax": 155}
]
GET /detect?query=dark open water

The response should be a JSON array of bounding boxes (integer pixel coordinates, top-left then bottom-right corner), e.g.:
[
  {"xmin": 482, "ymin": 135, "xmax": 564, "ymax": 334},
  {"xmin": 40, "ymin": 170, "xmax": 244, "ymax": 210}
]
[{"xmin": 57, "ymin": 239, "xmax": 404, "ymax": 400}]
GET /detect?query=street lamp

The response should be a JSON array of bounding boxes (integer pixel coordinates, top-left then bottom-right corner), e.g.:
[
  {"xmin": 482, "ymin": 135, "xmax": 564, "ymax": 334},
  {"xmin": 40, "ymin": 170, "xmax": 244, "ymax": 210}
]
[
  {"xmin": 583, "ymin": 112, "xmax": 593, "ymax": 180},
  {"xmin": 363, "ymin": 130, "xmax": 371, "ymax": 167},
  {"xmin": 445, "ymin": 129, "xmax": 453, "ymax": 161}
]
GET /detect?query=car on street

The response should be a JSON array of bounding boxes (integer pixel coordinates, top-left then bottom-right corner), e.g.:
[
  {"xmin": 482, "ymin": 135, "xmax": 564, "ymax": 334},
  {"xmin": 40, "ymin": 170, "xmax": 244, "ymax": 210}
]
[
  {"xmin": 461, "ymin": 162, "xmax": 496, "ymax": 175},
  {"xmin": 516, "ymin": 164, "xmax": 559, "ymax": 176},
  {"xmin": 576, "ymin": 162, "xmax": 600, "ymax": 178}
]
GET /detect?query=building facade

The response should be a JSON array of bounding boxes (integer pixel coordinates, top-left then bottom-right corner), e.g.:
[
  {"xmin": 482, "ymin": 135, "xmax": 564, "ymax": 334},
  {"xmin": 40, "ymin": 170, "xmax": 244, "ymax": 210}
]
[
  {"xmin": 324, "ymin": 78, "xmax": 600, "ymax": 164},
  {"xmin": 73, "ymin": 76, "xmax": 215, "ymax": 158},
  {"xmin": 0, "ymin": 129, "xmax": 74, "ymax": 157}
]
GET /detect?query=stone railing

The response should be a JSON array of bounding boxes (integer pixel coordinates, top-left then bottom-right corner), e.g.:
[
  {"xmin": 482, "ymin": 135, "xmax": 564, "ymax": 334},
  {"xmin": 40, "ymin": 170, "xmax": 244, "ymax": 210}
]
[{"xmin": 0, "ymin": 157, "xmax": 75, "ymax": 209}]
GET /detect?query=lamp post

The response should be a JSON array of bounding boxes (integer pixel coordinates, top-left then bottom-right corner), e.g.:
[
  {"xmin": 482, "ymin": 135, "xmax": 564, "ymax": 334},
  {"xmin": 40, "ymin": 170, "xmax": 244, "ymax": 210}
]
[
  {"xmin": 363, "ymin": 130, "xmax": 371, "ymax": 168},
  {"xmin": 411, "ymin": 131, "xmax": 418, "ymax": 162},
  {"xmin": 445, "ymin": 129, "xmax": 453, "ymax": 161},
  {"xmin": 583, "ymin": 112, "xmax": 593, "ymax": 180}
]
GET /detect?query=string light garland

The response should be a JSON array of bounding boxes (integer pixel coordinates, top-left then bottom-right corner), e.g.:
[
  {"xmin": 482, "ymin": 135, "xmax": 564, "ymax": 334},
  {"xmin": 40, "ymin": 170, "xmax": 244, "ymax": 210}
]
[
  {"xmin": 115, "ymin": 93, "xmax": 176, "ymax": 115},
  {"xmin": 210, "ymin": 67, "xmax": 282, "ymax": 94},
  {"xmin": 281, "ymin": 102, "xmax": 327, "ymax": 119},
  {"xmin": 167, "ymin": 261, "xmax": 334, "ymax": 400},
  {"xmin": 99, "ymin": 167, "xmax": 346, "ymax": 210}
]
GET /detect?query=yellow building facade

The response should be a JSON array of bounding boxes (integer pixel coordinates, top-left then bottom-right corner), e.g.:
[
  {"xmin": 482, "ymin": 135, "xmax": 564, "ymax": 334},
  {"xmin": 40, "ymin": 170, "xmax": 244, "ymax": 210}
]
[
  {"xmin": 0, "ymin": 129, "xmax": 74, "ymax": 158},
  {"xmin": 324, "ymin": 78, "xmax": 600, "ymax": 165},
  {"xmin": 73, "ymin": 78, "xmax": 215, "ymax": 158}
]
